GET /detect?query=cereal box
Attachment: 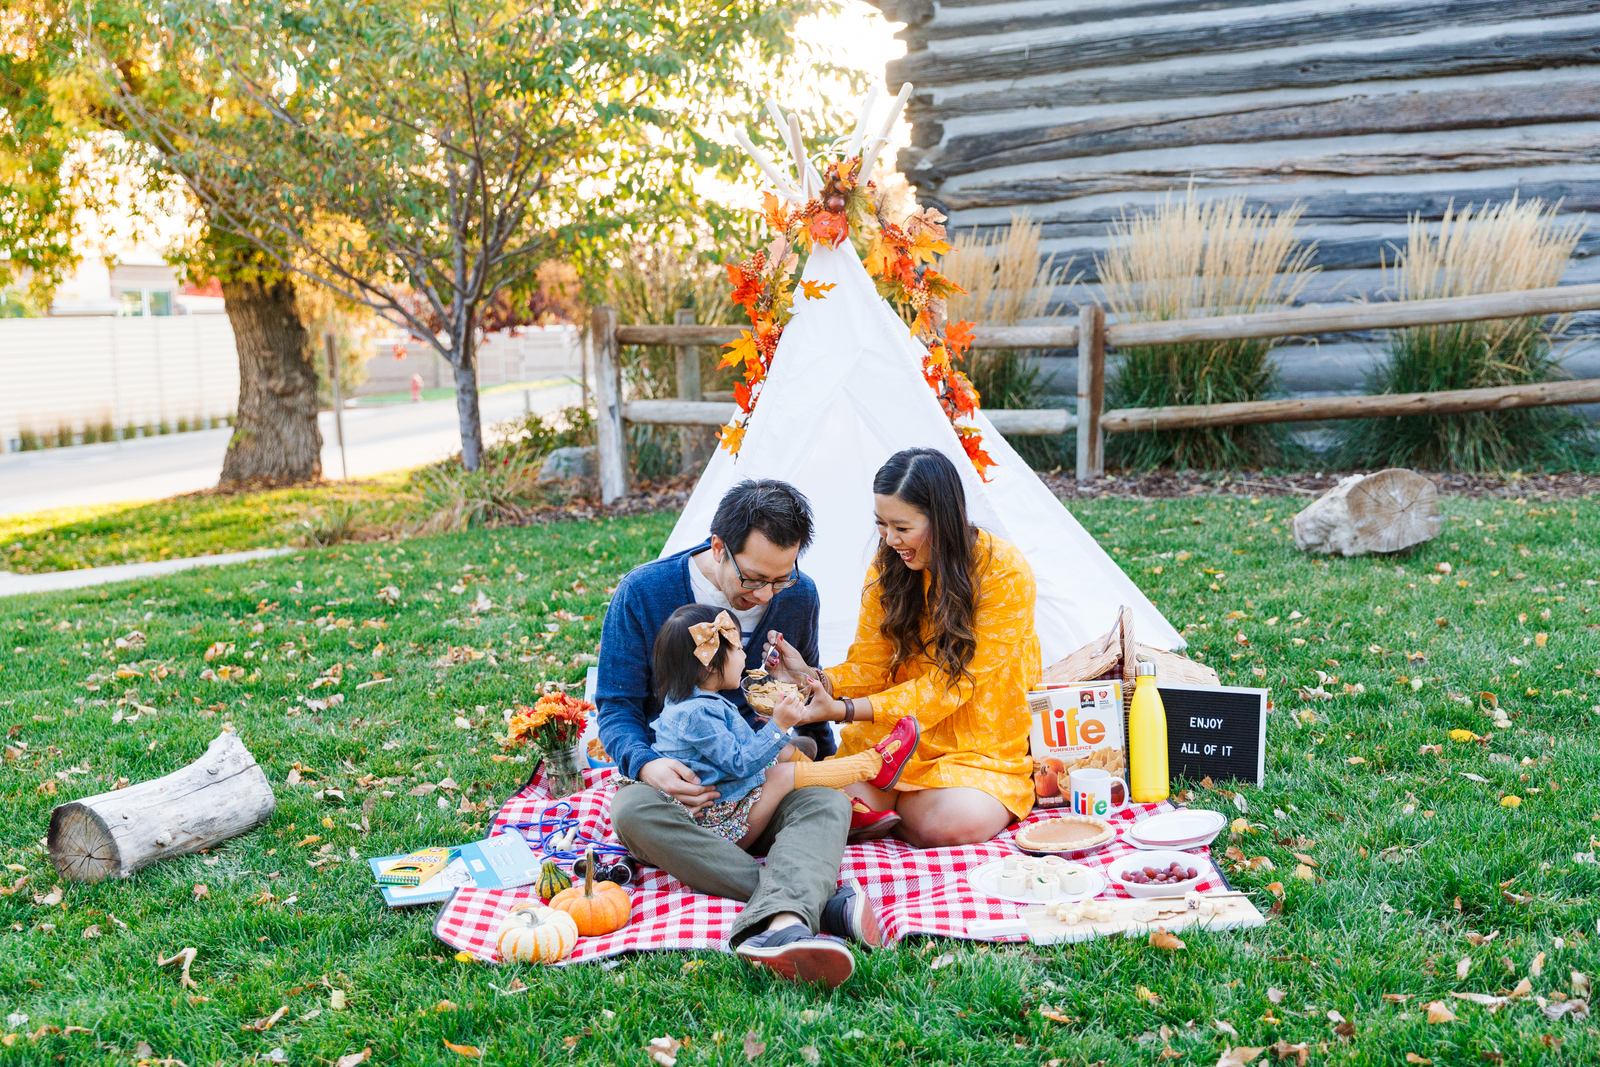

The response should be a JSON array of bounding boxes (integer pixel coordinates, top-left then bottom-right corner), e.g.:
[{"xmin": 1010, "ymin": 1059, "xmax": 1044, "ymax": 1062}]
[{"xmin": 1025, "ymin": 681, "xmax": 1126, "ymax": 809}]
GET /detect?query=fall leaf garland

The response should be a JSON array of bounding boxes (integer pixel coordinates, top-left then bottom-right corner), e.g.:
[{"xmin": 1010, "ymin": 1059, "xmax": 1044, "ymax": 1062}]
[{"xmin": 718, "ymin": 155, "xmax": 995, "ymax": 479}]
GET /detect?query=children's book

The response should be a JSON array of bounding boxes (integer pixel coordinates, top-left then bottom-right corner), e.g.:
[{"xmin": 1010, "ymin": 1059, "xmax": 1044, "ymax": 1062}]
[{"xmin": 368, "ymin": 832, "xmax": 542, "ymax": 906}]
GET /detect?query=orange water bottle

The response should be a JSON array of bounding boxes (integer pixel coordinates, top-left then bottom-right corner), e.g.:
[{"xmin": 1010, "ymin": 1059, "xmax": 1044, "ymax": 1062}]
[{"xmin": 1128, "ymin": 657, "xmax": 1169, "ymax": 803}]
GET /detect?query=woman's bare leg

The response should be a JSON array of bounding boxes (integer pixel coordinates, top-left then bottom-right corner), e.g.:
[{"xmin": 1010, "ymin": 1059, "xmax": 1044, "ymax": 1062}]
[
  {"xmin": 891, "ymin": 787, "xmax": 1012, "ymax": 849},
  {"xmin": 735, "ymin": 762, "xmax": 797, "ymax": 850}
]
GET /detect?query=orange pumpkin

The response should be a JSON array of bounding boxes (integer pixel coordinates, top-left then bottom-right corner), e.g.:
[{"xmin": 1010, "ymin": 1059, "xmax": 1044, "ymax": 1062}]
[{"xmin": 549, "ymin": 848, "xmax": 632, "ymax": 936}]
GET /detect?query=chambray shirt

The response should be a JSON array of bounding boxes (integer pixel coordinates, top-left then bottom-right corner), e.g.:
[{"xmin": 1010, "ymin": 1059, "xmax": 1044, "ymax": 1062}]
[{"xmin": 651, "ymin": 689, "xmax": 798, "ymax": 805}]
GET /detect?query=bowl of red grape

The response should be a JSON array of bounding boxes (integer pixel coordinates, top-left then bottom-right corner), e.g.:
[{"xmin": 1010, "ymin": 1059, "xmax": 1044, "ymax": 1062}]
[{"xmin": 1107, "ymin": 850, "xmax": 1210, "ymax": 898}]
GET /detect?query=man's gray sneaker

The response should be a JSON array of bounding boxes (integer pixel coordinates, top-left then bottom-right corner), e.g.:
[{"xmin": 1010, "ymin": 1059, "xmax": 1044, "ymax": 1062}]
[{"xmin": 735, "ymin": 924, "xmax": 855, "ymax": 988}]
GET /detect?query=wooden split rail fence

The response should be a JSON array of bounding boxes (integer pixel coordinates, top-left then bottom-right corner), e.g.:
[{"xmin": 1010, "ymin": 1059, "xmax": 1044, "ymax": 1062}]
[{"xmin": 589, "ymin": 281, "xmax": 1600, "ymax": 504}]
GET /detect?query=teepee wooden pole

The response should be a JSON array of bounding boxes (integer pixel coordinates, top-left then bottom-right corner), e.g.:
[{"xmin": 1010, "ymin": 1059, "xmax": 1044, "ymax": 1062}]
[
  {"xmin": 592, "ymin": 305, "xmax": 629, "ymax": 504},
  {"xmin": 1076, "ymin": 304, "xmax": 1106, "ymax": 480}
]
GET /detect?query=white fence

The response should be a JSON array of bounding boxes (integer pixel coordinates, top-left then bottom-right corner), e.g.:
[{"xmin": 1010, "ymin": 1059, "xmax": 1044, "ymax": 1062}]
[
  {"xmin": 361, "ymin": 325, "xmax": 584, "ymax": 395},
  {"xmin": 0, "ymin": 315, "xmax": 240, "ymax": 453}
]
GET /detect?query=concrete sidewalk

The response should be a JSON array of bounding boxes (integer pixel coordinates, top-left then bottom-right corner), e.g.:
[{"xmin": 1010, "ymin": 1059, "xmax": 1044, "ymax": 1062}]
[{"xmin": 0, "ymin": 547, "xmax": 297, "ymax": 598}]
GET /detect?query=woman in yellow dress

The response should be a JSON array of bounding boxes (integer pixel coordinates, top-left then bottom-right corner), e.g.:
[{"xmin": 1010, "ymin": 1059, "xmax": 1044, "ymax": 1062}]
[{"xmin": 765, "ymin": 447, "xmax": 1039, "ymax": 848}]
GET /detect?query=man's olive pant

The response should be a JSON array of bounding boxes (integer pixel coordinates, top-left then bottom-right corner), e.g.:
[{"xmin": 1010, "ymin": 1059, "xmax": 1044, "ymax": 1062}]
[{"xmin": 609, "ymin": 783, "xmax": 850, "ymax": 948}]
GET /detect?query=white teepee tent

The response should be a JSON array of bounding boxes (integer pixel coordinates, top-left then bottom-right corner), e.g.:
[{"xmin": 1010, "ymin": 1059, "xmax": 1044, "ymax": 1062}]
[{"xmin": 662, "ymin": 236, "xmax": 1184, "ymax": 667}]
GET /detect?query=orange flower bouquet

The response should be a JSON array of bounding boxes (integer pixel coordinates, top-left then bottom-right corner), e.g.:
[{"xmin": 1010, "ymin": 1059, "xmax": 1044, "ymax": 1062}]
[{"xmin": 506, "ymin": 692, "xmax": 595, "ymax": 796}]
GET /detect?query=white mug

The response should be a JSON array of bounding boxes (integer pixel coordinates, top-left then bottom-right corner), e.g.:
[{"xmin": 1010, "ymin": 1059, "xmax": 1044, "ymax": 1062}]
[{"xmin": 1070, "ymin": 767, "xmax": 1127, "ymax": 817}]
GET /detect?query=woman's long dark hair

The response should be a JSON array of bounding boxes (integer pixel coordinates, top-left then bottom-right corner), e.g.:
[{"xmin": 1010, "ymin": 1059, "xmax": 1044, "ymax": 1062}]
[{"xmin": 870, "ymin": 448, "xmax": 984, "ymax": 688}]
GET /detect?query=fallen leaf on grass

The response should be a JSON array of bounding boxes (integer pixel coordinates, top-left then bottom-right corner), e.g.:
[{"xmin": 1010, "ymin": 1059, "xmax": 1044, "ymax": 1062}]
[
  {"xmin": 799, "ymin": 1047, "xmax": 820, "ymax": 1066},
  {"xmin": 241, "ymin": 1006, "xmax": 288, "ymax": 1032},
  {"xmin": 1383, "ymin": 993, "xmax": 1412, "ymax": 1004},
  {"xmin": 1149, "ymin": 929, "xmax": 1186, "ymax": 951},
  {"xmin": 1265, "ymin": 882, "xmax": 1284, "ymax": 900},
  {"xmin": 156, "ymin": 947, "xmax": 197, "ymax": 989},
  {"xmin": 1507, "ymin": 978, "xmax": 1533, "ymax": 998},
  {"xmin": 34, "ymin": 886, "xmax": 61, "ymax": 907},
  {"xmin": 1214, "ymin": 1020, "xmax": 1239, "ymax": 1037},
  {"xmin": 1531, "ymin": 950, "xmax": 1545, "ymax": 977},
  {"xmin": 1457, "ymin": 957, "xmax": 1472, "ymax": 979},
  {"xmin": 1541, "ymin": 999, "xmax": 1589, "ymax": 1022},
  {"xmin": 1216, "ymin": 1047, "xmax": 1264, "ymax": 1067},
  {"xmin": 645, "ymin": 1036, "xmax": 683, "ymax": 1066},
  {"xmin": 1425, "ymin": 1001, "xmax": 1457, "ymax": 1023},
  {"xmin": 742, "ymin": 1030, "xmax": 765, "ymax": 1061},
  {"xmin": 1136, "ymin": 985, "xmax": 1161, "ymax": 1003},
  {"xmin": 443, "ymin": 1038, "xmax": 484, "ymax": 1058},
  {"xmin": 1266, "ymin": 988, "xmax": 1287, "ymax": 1004},
  {"xmin": 1038, "ymin": 1004, "xmax": 1076, "ymax": 1024},
  {"xmin": 335, "ymin": 1051, "xmax": 371, "ymax": 1067},
  {"xmin": 1573, "ymin": 971, "xmax": 1591, "ymax": 997},
  {"xmin": 1346, "ymin": 756, "xmax": 1366, "ymax": 765},
  {"xmin": 435, "ymin": 1001, "xmax": 458, "ymax": 1012},
  {"xmin": 1449, "ymin": 992, "xmax": 1507, "ymax": 1011},
  {"xmin": 1269, "ymin": 1040, "xmax": 1309, "ymax": 1065},
  {"xmin": 1405, "ymin": 1055, "xmax": 1432, "ymax": 1065},
  {"xmin": 1461, "ymin": 773, "xmax": 1490, "ymax": 783}
]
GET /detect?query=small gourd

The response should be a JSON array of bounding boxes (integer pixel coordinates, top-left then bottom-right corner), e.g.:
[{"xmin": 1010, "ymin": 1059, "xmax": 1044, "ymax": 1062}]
[
  {"xmin": 536, "ymin": 859, "xmax": 573, "ymax": 900},
  {"xmin": 549, "ymin": 848, "xmax": 632, "ymax": 936},
  {"xmin": 497, "ymin": 904, "xmax": 578, "ymax": 964}
]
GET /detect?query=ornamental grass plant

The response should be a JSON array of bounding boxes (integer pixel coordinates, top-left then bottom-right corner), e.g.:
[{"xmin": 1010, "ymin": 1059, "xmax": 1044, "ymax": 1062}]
[
  {"xmin": 941, "ymin": 213, "xmax": 1074, "ymax": 468},
  {"xmin": 1330, "ymin": 197, "xmax": 1592, "ymax": 471},
  {"xmin": 1098, "ymin": 191, "xmax": 1317, "ymax": 470}
]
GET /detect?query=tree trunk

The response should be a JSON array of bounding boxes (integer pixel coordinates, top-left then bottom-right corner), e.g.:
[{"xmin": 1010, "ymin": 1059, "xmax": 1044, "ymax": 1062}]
[
  {"xmin": 454, "ymin": 329, "xmax": 484, "ymax": 470},
  {"xmin": 219, "ymin": 276, "xmax": 322, "ymax": 486},
  {"xmin": 47, "ymin": 731, "xmax": 276, "ymax": 882}
]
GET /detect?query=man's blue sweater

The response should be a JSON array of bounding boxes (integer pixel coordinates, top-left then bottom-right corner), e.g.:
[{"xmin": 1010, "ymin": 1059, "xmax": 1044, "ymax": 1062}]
[{"xmin": 595, "ymin": 538, "xmax": 836, "ymax": 780}]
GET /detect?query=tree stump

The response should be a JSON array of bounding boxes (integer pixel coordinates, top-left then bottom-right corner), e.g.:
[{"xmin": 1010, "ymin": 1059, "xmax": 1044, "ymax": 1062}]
[
  {"xmin": 1292, "ymin": 469, "xmax": 1441, "ymax": 556},
  {"xmin": 48, "ymin": 731, "xmax": 276, "ymax": 883}
]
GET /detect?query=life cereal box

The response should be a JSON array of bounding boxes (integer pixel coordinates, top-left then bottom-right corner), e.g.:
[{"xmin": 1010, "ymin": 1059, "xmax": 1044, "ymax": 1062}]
[{"xmin": 1025, "ymin": 681, "xmax": 1126, "ymax": 809}]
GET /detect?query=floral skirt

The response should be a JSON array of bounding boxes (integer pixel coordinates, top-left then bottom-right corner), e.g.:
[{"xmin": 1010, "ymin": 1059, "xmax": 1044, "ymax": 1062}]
[{"xmin": 695, "ymin": 788, "xmax": 765, "ymax": 843}]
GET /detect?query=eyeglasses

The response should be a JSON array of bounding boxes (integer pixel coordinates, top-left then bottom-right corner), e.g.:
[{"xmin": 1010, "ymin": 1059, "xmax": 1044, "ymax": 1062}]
[{"xmin": 729, "ymin": 553, "xmax": 798, "ymax": 592}]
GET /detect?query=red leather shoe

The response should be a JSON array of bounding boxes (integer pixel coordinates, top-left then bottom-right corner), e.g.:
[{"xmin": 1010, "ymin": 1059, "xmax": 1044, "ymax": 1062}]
[
  {"xmin": 868, "ymin": 716, "xmax": 920, "ymax": 790},
  {"xmin": 847, "ymin": 799, "xmax": 901, "ymax": 843}
]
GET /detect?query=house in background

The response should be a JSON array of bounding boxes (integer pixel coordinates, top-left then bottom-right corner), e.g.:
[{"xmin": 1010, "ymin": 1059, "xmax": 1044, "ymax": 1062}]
[{"xmin": 880, "ymin": 0, "xmax": 1600, "ymax": 399}]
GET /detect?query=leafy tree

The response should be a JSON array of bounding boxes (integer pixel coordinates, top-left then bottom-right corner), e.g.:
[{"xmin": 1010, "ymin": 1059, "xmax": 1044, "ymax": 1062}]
[
  {"xmin": 96, "ymin": 0, "xmax": 842, "ymax": 469},
  {"xmin": 2, "ymin": 1, "xmax": 326, "ymax": 485}
]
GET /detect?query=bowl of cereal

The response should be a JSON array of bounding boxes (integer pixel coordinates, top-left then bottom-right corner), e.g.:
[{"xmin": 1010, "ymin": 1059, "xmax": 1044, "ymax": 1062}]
[{"xmin": 741, "ymin": 671, "xmax": 807, "ymax": 715}]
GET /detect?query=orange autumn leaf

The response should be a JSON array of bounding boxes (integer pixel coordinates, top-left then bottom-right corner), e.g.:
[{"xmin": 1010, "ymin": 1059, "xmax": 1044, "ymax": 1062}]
[
  {"xmin": 718, "ymin": 421, "xmax": 746, "ymax": 454},
  {"xmin": 733, "ymin": 381, "xmax": 753, "ymax": 412},
  {"xmin": 946, "ymin": 370, "xmax": 981, "ymax": 417},
  {"xmin": 442, "ymin": 1038, "xmax": 483, "ymax": 1058},
  {"xmin": 761, "ymin": 191, "xmax": 794, "ymax": 232},
  {"xmin": 863, "ymin": 235, "xmax": 894, "ymax": 277},
  {"xmin": 945, "ymin": 319, "xmax": 976, "ymax": 356},
  {"xmin": 799, "ymin": 279, "xmax": 836, "ymax": 300},
  {"xmin": 908, "ymin": 231, "xmax": 952, "ymax": 265},
  {"xmin": 807, "ymin": 211, "xmax": 849, "ymax": 248},
  {"xmin": 720, "ymin": 331, "xmax": 757, "ymax": 370}
]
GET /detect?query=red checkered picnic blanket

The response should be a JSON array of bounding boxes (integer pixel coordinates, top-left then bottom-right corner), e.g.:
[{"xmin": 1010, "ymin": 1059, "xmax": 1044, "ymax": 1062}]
[{"xmin": 432, "ymin": 767, "xmax": 1223, "ymax": 964}]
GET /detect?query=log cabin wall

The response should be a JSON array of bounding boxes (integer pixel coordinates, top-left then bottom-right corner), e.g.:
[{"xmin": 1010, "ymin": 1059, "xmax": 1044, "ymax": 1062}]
[{"xmin": 879, "ymin": 0, "xmax": 1600, "ymax": 403}]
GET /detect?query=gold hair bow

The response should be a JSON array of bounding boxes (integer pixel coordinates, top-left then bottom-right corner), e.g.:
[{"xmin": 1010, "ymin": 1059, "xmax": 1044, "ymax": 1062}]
[{"xmin": 689, "ymin": 610, "xmax": 741, "ymax": 665}]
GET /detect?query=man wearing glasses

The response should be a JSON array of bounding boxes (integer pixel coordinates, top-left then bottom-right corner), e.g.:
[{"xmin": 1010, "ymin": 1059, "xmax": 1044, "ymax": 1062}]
[{"xmin": 598, "ymin": 479, "xmax": 876, "ymax": 987}]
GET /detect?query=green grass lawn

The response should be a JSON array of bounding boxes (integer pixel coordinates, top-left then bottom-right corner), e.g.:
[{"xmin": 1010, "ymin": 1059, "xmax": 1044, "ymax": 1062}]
[
  {"xmin": 2, "ymin": 496, "xmax": 1598, "ymax": 1065},
  {"xmin": 0, "ymin": 480, "xmax": 417, "ymax": 574}
]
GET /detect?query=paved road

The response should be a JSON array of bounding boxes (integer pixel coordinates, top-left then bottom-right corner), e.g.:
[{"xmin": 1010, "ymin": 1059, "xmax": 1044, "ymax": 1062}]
[{"xmin": 0, "ymin": 380, "xmax": 584, "ymax": 516}]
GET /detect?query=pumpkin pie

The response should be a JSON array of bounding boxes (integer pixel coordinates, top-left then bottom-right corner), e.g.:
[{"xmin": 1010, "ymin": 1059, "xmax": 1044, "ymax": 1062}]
[{"xmin": 1013, "ymin": 815, "xmax": 1114, "ymax": 854}]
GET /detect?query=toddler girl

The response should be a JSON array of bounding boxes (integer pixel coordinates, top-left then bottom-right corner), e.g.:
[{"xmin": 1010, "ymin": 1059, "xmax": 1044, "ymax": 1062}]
[{"xmin": 650, "ymin": 605, "xmax": 918, "ymax": 848}]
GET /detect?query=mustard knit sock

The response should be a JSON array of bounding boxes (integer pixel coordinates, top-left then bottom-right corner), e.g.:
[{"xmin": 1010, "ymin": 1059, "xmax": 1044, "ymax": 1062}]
[
  {"xmin": 792, "ymin": 748, "xmax": 884, "ymax": 790},
  {"xmin": 780, "ymin": 747, "xmax": 813, "ymax": 764}
]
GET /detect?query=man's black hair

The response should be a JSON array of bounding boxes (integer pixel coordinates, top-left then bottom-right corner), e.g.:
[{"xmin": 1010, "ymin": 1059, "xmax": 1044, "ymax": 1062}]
[{"xmin": 709, "ymin": 479, "xmax": 814, "ymax": 556}]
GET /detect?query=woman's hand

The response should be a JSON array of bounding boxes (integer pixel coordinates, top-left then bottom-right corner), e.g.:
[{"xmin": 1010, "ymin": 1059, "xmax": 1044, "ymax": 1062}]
[
  {"xmin": 790, "ymin": 688, "xmax": 849, "ymax": 726},
  {"xmin": 761, "ymin": 631, "xmax": 810, "ymax": 678}
]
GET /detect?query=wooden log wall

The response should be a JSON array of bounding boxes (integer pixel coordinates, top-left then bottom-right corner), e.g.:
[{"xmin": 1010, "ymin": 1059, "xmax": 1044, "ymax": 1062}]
[{"xmin": 875, "ymin": 0, "xmax": 1600, "ymax": 409}]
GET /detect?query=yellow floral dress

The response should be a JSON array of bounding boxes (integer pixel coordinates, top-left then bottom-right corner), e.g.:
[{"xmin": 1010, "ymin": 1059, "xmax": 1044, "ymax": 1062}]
[{"xmin": 825, "ymin": 530, "xmax": 1039, "ymax": 820}]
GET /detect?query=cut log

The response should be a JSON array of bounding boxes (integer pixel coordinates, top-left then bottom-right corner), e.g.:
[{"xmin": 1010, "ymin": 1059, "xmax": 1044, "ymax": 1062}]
[
  {"xmin": 907, "ymin": 26, "xmax": 1600, "ymax": 120},
  {"xmin": 1292, "ymin": 470, "xmax": 1441, "ymax": 557},
  {"xmin": 48, "ymin": 731, "xmax": 276, "ymax": 883},
  {"xmin": 888, "ymin": 0, "xmax": 1594, "ymax": 88}
]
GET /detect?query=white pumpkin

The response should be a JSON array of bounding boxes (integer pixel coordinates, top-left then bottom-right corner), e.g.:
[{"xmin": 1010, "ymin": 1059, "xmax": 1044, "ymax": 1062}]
[{"xmin": 497, "ymin": 904, "xmax": 579, "ymax": 964}]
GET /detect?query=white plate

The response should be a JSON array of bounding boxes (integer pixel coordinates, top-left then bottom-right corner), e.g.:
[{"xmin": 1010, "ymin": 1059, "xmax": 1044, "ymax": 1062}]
[
  {"xmin": 1127, "ymin": 835, "xmax": 1214, "ymax": 852},
  {"xmin": 1127, "ymin": 809, "xmax": 1227, "ymax": 849},
  {"xmin": 1106, "ymin": 850, "xmax": 1212, "ymax": 898},
  {"xmin": 965, "ymin": 859, "xmax": 1107, "ymax": 906}
]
